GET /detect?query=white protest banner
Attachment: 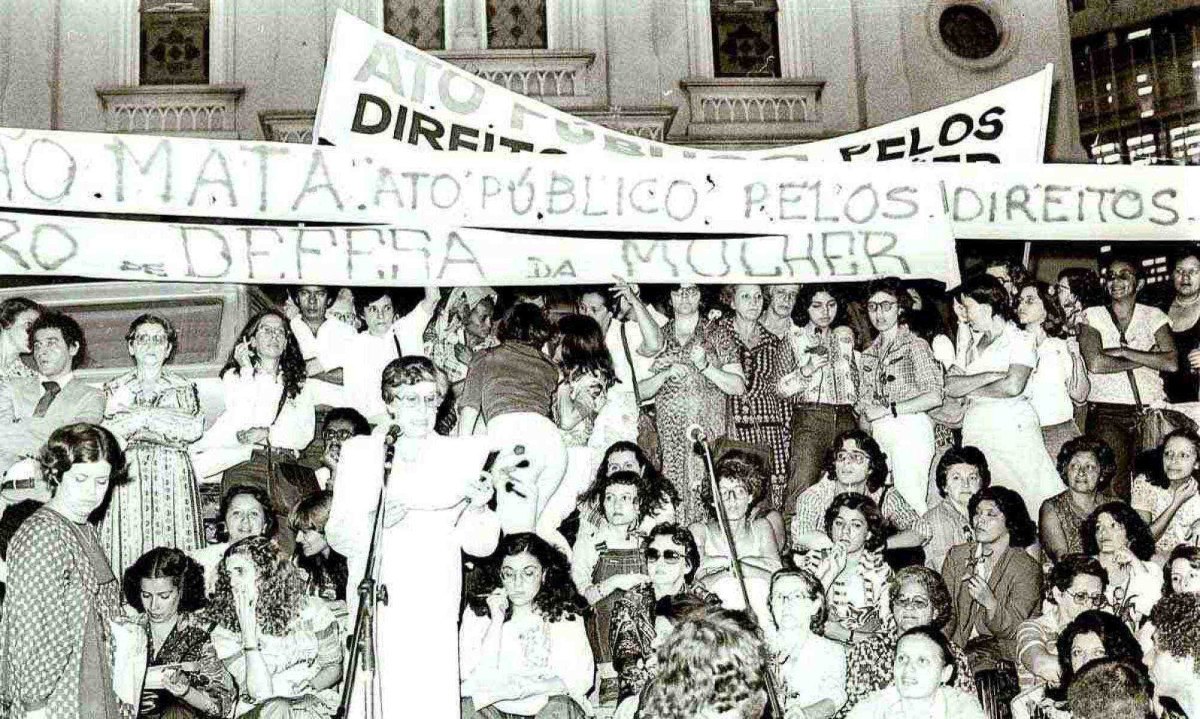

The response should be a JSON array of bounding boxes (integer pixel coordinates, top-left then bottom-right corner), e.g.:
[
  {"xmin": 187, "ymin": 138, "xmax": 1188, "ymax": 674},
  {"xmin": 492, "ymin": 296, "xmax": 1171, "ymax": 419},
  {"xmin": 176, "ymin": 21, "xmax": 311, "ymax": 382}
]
[
  {"xmin": 0, "ymin": 126, "xmax": 1194, "ymax": 241},
  {"xmin": 0, "ymin": 212, "xmax": 957, "ymax": 286},
  {"xmin": 314, "ymin": 10, "xmax": 1051, "ymax": 164}
]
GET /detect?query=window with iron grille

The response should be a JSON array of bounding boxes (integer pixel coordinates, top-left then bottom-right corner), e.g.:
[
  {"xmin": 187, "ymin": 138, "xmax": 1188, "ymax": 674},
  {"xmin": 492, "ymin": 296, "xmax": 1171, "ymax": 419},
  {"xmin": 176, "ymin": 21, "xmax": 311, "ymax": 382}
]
[
  {"xmin": 384, "ymin": 0, "xmax": 446, "ymax": 50},
  {"xmin": 139, "ymin": 0, "xmax": 209, "ymax": 85},
  {"xmin": 1072, "ymin": 7, "xmax": 1200, "ymax": 165},
  {"xmin": 486, "ymin": 0, "xmax": 547, "ymax": 49},
  {"xmin": 711, "ymin": 0, "xmax": 781, "ymax": 78}
]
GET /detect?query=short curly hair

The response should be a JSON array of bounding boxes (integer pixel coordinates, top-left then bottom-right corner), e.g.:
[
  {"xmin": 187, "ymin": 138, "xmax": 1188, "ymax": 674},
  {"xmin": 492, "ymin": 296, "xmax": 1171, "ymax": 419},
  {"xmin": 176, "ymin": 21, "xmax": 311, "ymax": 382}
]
[
  {"xmin": 968, "ymin": 486, "xmax": 1037, "ymax": 549},
  {"xmin": 768, "ymin": 568, "xmax": 827, "ymax": 635},
  {"xmin": 700, "ymin": 447, "xmax": 770, "ymax": 520},
  {"xmin": 207, "ymin": 536, "xmax": 304, "ymax": 637},
  {"xmin": 1057, "ymin": 436, "xmax": 1118, "ymax": 493},
  {"xmin": 1148, "ymin": 593, "xmax": 1200, "ymax": 678},
  {"xmin": 820, "ymin": 429, "xmax": 889, "ymax": 493},
  {"xmin": 122, "ymin": 547, "xmax": 207, "ymax": 614},
  {"xmin": 1080, "ymin": 502, "xmax": 1156, "ymax": 562},
  {"xmin": 30, "ymin": 311, "xmax": 87, "ymax": 369},
  {"xmin": 1050, "ymin": 609, "xmax": 1144, "ymax": 701},
  {"xmin": 933, "ymin": 445, "xmax": 991, "ymax": 498},
  {"xmin": 497, "ymin": 302, "xmax": 552, "ymax": 346},
  {"xmin": 638, "ymin": 606, "xmax": 770, "ymax": 719},
  {"xmin": 467, "ymin": 533, "xmax": 588, "ymax": 624},
  {"xmin": 888, "ymin": 565, "xmax": 953, "ymax": 631},
  {"xmin": 863, "ymin": 277, "xmax": 912, "ymax": 325},
  {"xmin": 643, "ymin": 523, "xmax": 701, "ymax": 585},
  {"xmin": 38, "ymin": 423, "xmax": 126, "ymax": 492},
  {"xmin": 1163, "ymin": 544, "xmax": 1200, "ymax": 596},
  {"xmin": 380, "ymin": 355, "xmax": 449, "ymax": 405},
  {"xmin": 1068, "ymin": 658, "xmax": 1155, "ymax": 719},
  {"xmin": 824, "ymin": 492, "xmax": 887, "ymax": 553}
]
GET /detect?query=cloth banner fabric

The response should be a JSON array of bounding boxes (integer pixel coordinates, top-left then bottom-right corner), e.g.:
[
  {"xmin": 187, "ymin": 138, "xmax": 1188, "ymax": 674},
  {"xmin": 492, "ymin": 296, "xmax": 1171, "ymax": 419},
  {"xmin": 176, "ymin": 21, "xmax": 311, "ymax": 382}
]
[
  {"xmin": 0, "ymin": 208, "xmax": 960, "ymax": 287},
  {"xmin": 0, "ymin": 127, "xmax": 1194, "ymax": 242},
  {"xmin": 314, "ymin": 11, "xmax": 1052, "ymax": 165}
]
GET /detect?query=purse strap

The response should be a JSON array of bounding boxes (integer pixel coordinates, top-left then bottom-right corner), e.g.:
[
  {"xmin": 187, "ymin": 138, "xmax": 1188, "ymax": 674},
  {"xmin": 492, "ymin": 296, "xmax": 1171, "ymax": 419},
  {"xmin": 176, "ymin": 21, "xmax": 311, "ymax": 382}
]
[
  {"xmin": 619, "ymin": 321, "xmax": 645, "ymax": 407},
  {"xmin": 1104, "ymin": 304, "xmax": 1145, "ymax": 413}
]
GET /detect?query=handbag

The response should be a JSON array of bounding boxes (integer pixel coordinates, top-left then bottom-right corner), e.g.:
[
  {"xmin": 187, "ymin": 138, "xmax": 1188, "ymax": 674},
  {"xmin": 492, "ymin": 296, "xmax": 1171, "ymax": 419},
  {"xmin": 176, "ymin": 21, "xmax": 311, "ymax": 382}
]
[
  {"xmin": 1104, "ymin": 306, "xmax": 1198, "ymax": 451},
  {"xmin": 620, "ymin": 321, "xmax": 662, "ymax": 470}
]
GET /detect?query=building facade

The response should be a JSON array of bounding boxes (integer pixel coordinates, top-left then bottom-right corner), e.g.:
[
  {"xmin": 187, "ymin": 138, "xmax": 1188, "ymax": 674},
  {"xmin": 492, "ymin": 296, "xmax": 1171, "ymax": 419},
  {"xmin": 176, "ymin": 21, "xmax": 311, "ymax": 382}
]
[{"xmin": 0, "ymin": 0, "xmax": 1085, "ymax": 159}]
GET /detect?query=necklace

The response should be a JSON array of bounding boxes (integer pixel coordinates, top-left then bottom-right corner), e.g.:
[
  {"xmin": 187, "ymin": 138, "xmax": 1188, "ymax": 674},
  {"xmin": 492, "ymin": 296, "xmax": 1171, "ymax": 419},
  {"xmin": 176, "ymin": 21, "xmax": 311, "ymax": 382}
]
[{"xmin": 1175, "ymin": 293, "xmax": 1200, "ymax": 308}]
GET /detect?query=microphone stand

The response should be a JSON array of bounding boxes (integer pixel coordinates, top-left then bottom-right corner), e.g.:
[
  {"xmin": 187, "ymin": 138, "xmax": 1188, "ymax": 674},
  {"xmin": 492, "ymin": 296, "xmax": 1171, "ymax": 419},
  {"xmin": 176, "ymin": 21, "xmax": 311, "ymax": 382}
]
[
  {"xmin": 338, "ymin": 425, "xmax": 401, "ymax": 719},
  {"xmin": 694, "ymin": 432, "xmax": 784, "ymax": 719}
]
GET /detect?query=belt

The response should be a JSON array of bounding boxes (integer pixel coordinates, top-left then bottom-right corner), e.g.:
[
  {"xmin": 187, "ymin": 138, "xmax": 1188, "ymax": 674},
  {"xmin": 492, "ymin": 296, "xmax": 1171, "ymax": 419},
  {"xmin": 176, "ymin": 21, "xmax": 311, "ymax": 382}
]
[{"xmin": 792, "ymin": 402, "xmax": 854, "ymax": 411}]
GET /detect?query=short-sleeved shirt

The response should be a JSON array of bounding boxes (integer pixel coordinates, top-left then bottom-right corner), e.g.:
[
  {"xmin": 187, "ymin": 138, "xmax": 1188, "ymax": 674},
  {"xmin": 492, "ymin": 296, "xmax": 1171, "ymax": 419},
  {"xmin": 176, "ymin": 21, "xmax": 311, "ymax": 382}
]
[
  {"xmin": 961, "ymin": 322, "xmax": 1037, "ymax": 405},
  {"xmin": 460, "ymin": 342, "xmax": 559, "ymax": 422},
  {"xmin": 858, "ymin": 326, "xmax": 942, "ymax": 406},
  {"xmin": 1084, "ymin": 304, "xmax": 1170, "ymax": 405},
  {"xmin": 1131, "ymin": 474, "xmax": 1200, "ymax": 554}
]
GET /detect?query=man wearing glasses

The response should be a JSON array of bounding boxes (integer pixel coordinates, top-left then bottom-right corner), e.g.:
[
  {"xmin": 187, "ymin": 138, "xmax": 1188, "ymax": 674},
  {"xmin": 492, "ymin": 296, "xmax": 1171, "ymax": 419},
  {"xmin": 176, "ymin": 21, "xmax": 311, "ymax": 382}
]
[
  {"xmin": 1014, "ymin": 553, "xmax": 1109, "ymax": 689},
  {"xmin": 0, "ymin": 311, "xmax": 103, "ymax": 478}
]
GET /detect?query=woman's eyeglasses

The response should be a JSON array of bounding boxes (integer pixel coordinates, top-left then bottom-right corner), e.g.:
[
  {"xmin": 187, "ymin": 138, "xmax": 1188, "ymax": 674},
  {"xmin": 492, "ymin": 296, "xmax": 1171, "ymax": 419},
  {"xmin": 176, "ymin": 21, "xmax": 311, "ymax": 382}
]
[
  {"xmin": 835, "ymin": 450, "xmax": 870, "ymax": 465},
  {"xmin": 866, "ymin": 301, "xmax": 897, "ymax": 313},
  {"xmin": 892, "ymin": 596, "xmax": 932, "ymax": 610},
  {"xmin": 131, "ymin": 334, "xmax": 169, "ymax": 347},
  {"xmin": 1067, "ymin": 590, "xmax": 1106, "ymax": 608},
  {"xmin": 645, "ymin": 548, "xmax": 684, "ymax": 563}
]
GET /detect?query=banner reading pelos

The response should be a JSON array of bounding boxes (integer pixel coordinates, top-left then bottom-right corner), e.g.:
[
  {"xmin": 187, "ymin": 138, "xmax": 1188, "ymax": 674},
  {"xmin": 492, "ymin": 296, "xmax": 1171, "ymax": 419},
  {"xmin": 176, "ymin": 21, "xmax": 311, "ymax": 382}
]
[{"xmin": 314, "ymin": 10, "xmax": 1052, "ymax": 164}]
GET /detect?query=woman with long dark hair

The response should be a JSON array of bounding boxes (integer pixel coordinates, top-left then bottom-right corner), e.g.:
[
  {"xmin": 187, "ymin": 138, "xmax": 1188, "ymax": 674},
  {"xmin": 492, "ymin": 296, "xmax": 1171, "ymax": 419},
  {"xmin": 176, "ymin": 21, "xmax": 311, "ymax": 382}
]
[
  {"xmin": 460, "ymin": 533, "xmax": 594, "ymax": 718},
  {"xmin": 1081, "ymin": 502, "xmax": 1162, "ymax": 625},
  {"xmin": 1131, "ymin": 428, "xmax": 1200, "ymax": 555},
  {"xmin": 1016, "ymin": 281, "xmax": 1089, "ymax": 461},
  {"xmin": 0, "ymin": 297, "xmax": 39, "ymax": 380}
]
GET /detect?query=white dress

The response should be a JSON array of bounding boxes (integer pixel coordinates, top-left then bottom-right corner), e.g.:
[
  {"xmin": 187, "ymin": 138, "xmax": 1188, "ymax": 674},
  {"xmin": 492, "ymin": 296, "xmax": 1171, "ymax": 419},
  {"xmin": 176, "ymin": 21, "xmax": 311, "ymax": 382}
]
[
  {"xmin": 960, "ymin": 323, "xmax": 1063, "ymax": 518},
  {"xmin": 326, "ymin": 428, "xmax": 501, "ymax": 719}
]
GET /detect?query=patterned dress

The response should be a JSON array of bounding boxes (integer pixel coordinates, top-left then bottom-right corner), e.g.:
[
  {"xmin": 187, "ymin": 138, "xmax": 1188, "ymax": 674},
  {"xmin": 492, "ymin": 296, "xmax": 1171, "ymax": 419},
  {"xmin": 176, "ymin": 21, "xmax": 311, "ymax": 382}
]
[
  {"xmin": 651, "ymin": 319, "xmax": 738, "ymax": 525},
  {"xmin": 721, "ymin": 318, "xmax": 795, "ymax": 511},
  {"xmin": 139, "ymin": 612, "xmax": 234, "ymax": 719},
  {"xmin": 0, "ymin": 508, "xmax": 130, "ymax": 719},
  {"xmin": 610, "ymin": 584, "xmax": 719, "ymax": 702},
  {"xmin": 100, "ymin": 371, "xmax": 205, "ymax": 576},
  {"xmin": 1042, "ymin": 491, "xmax": 1120, "ymax": 557}
]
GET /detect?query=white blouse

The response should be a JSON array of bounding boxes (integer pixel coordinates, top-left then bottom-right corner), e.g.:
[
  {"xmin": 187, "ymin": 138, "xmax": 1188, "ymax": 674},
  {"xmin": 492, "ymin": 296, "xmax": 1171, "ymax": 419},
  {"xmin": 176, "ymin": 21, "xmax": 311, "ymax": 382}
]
[
  {"xmin": 1024, "ymin": 336, "xmax": 1074, "ymax": 426},
  {"xmin": 1084, "ymin": 304, "xmax": 1169, "ymax": 406}
]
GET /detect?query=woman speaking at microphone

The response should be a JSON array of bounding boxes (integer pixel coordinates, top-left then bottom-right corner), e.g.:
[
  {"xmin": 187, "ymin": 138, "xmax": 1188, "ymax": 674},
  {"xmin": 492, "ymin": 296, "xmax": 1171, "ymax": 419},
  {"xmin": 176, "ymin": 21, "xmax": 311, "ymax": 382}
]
[{"xmin": 326, "ymin": 356, "xmax": 503, "ymax": 719}]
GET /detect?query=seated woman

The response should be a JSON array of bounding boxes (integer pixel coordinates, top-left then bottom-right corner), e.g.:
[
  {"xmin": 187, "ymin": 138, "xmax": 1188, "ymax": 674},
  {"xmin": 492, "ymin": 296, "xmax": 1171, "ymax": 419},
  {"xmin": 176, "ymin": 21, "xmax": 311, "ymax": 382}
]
[
  {"xmin": 1044, "ymin": 610, "xmax": 1146, "ymax": 707},
  {"xmin": 460, "ymin": 532, "xmax": 594, "ymax": 719},
  {"xmin": 1080, "ymin": 502, "xmax": 1162, "ymax": 626},
  {"xmin": 768, "ymin": 568, "xmax": 846, "ymax": 719},
  {"xmin": 570, "ymin": 441, "xmax": 677, "ymax": 545},
  {"xmin": 288, "ymin": 491, "xmax": 348, "ymax": 603},
  {"xmin": 810, "ymin": 493, "xmax": 893, "ymax": 647},
  {"xmin": 123, "ymin": 547, "xmax": 234, "ymax": 719},
  {"xmin": 1040, "ymin": 436, "xmax": 1120, "ymax": 563},
  {"xmin": 790, "ymin": 430, "xmax": 931, "ymax": 563},
  {"xmin": 846, "ymin": 627, "xmax": 985, "ymax": 719},
  {"xmin": 191, "ymin": 484, "xmax": 277, "ymax": 596},
  {"xmin": 0, "ymin": 423, "xmax": 133, "ymax": 718},
  {"xmin": 690, "ymin": 444, "xmax": 782, "ymax": 624},
  {"xmin": 1014, "ymin": 554, "xmax": 1108, "ymax": 689},
  {"xmin": 842, "ymin": 565, "xmax": 976, "ymax": 716},
  {"xmin": 942, "ymin": 486, "xmax": 1042, "ymax": 693},
  {"xmin": 610, "ymin": 523, "xmax": 718, "ymax": 706},
  {"xmin": 1164, "ymin": 543, "xmax": 1200, "ymax": 595},
  {"xmin": 1131, "ymin": 428, "xmax": 1200, "ymax": 557},
  {"xmin": 570, "ymin": 471, "xmax": 650, "ymax": 700},
  {"xmin": 921, "ymin": 446, "xmax": 990, "ymax": 573},
  {"xmin": 206, "ymin": 536, "xmax": 344, "ymax": 718}
]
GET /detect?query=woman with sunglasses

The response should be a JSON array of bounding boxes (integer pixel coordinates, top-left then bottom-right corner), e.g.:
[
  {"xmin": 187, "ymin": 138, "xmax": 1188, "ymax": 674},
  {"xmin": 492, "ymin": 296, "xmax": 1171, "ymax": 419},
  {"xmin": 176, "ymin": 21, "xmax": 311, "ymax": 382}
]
[
  {"xmin": 640, "ymin": 283, "xmax": 746, "ymax": 524},
  {"xmin": 609, "ymin": 523, "xmax": 717, "ymax": 708},
  {"xmin": 855, "ymin": 277, "xmax": 944, "ymax": 515}
]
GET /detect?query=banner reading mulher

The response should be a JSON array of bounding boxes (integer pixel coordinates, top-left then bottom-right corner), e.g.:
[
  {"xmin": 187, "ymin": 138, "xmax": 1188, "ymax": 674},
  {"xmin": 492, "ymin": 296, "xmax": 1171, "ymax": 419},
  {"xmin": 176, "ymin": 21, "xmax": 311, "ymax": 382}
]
[{"xmin": 314, "ymin": 10, "xmax": 1052, "ymax": 164}]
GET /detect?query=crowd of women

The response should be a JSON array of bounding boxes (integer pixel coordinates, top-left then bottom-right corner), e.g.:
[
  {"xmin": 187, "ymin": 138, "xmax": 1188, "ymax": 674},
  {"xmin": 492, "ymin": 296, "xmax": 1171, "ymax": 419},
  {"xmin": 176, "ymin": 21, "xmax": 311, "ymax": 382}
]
[{"xmin": 0, "ymin": 250, "xmax": 1198, "ymax": 719}]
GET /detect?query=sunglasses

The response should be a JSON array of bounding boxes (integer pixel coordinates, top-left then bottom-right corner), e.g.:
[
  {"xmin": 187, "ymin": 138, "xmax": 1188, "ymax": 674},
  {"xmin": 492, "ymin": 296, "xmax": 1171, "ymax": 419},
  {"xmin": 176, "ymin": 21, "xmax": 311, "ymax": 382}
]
[{"xmin": 645, "ymin": 548, "xmax": 685, "ymax": 563}]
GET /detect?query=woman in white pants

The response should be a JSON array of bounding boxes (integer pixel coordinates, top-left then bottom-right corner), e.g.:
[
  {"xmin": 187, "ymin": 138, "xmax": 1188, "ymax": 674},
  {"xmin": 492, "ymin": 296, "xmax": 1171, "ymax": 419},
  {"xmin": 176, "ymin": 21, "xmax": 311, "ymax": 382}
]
[{"xmin": 854, "ymin": 277, "xmax": 945, "ymax": 515}]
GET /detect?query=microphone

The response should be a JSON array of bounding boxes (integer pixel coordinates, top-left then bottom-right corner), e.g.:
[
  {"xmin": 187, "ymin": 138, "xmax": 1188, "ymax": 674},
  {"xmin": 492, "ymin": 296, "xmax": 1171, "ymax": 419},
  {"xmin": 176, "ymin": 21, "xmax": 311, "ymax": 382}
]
[{"xmin": 686, "ymin": 424, "xmax": 708, "ymax": 444}]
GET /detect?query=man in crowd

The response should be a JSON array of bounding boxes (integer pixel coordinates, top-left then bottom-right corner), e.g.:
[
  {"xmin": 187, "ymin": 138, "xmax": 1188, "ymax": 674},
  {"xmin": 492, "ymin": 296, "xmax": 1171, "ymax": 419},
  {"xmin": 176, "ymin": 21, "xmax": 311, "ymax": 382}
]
[
  {"xmin": 0, "ymin": 311, "xmax": 103, "ymax": 476},
  {"xmin": 1147, "ymin": 593, "xmax": 1200, "ymax": 719}
]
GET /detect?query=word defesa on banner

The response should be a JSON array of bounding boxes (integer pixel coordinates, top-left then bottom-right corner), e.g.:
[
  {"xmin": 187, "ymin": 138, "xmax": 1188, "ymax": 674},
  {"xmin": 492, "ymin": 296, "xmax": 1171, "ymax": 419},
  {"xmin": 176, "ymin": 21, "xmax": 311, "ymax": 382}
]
[
  {"xmin": 315, "ymin": 10, "xmax": 1052, "ymax": 164},
  {"xmin": 0, "ymin": 213, "xmax": 958, "ymax": 287}
]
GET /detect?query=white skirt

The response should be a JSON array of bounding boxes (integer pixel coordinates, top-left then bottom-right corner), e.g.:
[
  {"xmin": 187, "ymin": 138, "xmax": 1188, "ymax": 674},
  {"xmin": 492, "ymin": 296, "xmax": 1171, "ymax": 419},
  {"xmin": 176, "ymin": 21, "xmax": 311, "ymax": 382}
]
[
  {"xmin": 870, "ymin": 412, "xmax": 935, "ymax": 514},
  {"xmin": 963, "ymin": 398, "xmax": 1063, "ymax": 519}
]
